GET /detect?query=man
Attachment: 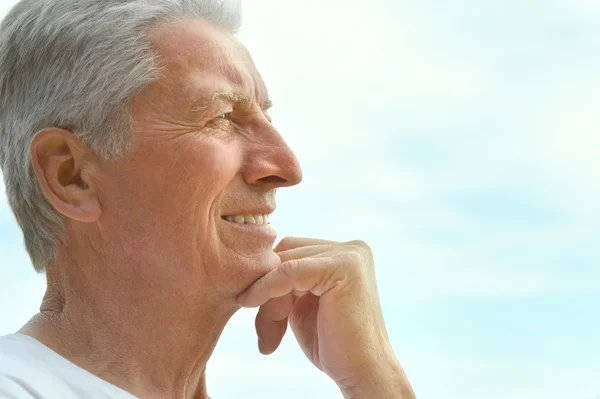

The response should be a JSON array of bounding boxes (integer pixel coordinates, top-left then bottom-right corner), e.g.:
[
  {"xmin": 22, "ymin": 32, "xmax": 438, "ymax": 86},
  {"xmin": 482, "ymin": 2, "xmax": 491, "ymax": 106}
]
[{"xmin": 0, "ymin": 0, "xmax": 415, "ymax": 398}]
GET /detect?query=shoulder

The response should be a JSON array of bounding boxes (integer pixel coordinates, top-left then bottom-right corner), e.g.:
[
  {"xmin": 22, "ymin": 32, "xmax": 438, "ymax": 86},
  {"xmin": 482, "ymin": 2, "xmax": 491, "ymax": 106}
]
[
  {"xmin": 0, "ymin": 334, "xmax": 59, "ymax": 398},
  {"xmin": 0, "ymin": 334, "xmax": 138, "ymax": 399},
  {"xmin": 0, "ymin": 334, "xmax": 51, "ymax": 374},
  {"xmin": 0, "ymin": 376, "xmax": 37, "ymax": 399}
]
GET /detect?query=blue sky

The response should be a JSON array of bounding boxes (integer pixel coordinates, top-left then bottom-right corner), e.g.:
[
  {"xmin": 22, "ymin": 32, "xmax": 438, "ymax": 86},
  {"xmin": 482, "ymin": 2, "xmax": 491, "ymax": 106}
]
[{"xmin": 1, "ymin": 0, "xmax": 599, "ymax": 398}]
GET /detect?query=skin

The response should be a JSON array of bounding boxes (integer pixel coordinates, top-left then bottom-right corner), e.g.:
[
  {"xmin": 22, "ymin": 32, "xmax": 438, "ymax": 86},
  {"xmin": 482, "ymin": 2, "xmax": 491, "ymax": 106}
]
[{"xmin": 17, "ymin": 18, "xmax": 415, "ymax": 399}]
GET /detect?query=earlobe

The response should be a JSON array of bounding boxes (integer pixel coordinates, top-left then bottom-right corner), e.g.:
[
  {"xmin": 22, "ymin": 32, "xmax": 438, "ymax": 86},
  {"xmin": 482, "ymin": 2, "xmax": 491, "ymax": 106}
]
[{"xmin": 30, "ymin": 128, "xmax": 102, "ymax": 223}]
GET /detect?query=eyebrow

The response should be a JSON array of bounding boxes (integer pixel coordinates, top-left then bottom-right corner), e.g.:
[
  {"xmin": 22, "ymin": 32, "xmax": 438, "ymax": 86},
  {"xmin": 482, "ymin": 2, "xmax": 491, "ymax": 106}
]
[{"xmin": 190, "ymin": 91, "xmax": 273, "ymax": 114}]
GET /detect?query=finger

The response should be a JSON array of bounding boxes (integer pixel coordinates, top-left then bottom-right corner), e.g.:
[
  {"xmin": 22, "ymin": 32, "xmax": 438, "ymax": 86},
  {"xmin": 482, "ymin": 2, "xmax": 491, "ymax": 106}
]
[
  {"xmin": 274, "ymin": 237, "xmax": 337, "ymax": 253},
  {"xmin": 277, "ymin": 244, "xmax": 336, "ymax": 263},
  {"xmin": 255, "ymin": 294, "xmax": 296, "ymax": 355},
  {"xmin": 288, "ymin": 293, "xmax": 320, "ymax": 354},
  {"xmin": 237, "ymin": 256, "xmax": 338, "ymax": 308}
]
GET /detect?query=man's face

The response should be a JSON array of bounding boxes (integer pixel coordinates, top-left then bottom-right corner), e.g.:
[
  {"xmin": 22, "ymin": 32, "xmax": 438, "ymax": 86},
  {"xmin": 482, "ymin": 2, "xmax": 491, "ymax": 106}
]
[{"xmin": 95, "ymin": 19, "xmax": 302, "ymax": 301}]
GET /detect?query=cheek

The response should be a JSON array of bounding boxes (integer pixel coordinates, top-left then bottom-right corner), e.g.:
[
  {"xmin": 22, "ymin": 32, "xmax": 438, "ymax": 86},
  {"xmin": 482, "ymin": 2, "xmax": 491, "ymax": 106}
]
[
  {"xmin": 103, "ymin": 138, "xmax": 241, "ymax": 228},
  {"xmin": 176, "ymin": 139, "xmax": 242, "ymax": 199},
  {"xmin": 101, "ymin": 139, "xmax": 243, "ymax": 261}
]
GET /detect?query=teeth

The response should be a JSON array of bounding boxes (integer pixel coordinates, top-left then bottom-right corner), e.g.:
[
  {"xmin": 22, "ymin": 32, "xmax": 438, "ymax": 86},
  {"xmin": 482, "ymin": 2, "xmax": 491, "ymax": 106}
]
[{"xmin": 224, "ymin": 214, "xmax": 271, "ymax": 225}]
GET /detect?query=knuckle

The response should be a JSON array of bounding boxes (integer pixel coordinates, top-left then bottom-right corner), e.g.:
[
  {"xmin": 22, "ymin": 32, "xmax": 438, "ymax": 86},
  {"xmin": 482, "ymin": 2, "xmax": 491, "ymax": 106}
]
[
  {"xmin": 337, "ymin": 240, "xmax": 374, "ymax": 276},
  {"xmin": 281, "ymin": 259, "xmax": 301, "ymax": 278},
  {"xmin": 274, "ymin": 236, "xmax": 297, "ymax": 252},
  {"xmin": 346, "ymin": 239, "xmax": 368, "ymax": 248},
  {"xmin": 337, "ymin": 252, "xmax": 363, "ymax": 272},
  {"xmin": 347, "ymin": 239, "xmax": 372, "ymax": 253},
  {"xmin": 345, "ymin": 240, "xmax": 373, "ymax": 260}
]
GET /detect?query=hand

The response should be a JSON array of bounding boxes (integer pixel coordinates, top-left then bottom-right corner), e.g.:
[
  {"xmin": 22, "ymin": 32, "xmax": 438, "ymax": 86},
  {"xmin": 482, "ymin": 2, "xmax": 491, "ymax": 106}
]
[{"xmin": 236, "ymin": 237, "xmax": 415, "ymax": 399}]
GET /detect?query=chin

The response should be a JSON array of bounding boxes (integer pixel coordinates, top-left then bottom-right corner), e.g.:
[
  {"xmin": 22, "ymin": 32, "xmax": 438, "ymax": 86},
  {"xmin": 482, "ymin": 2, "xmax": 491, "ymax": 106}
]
[
  {"xmin": 229, "ymin": 249, "xmax": 281, "ymax": 294},
  {"xmin": 215, "ymin": 219, "xmax": 281, "ymax": 292},
  {"xmin": 247, "ymin": 249, "xmax": 281, "ymax": 277}
]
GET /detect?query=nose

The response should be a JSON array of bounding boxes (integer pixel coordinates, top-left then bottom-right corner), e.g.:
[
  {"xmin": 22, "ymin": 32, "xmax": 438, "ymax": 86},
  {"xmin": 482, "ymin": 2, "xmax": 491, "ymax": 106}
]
[{"xmin": 243, "ymin": 122, "xmax": 303, "ymax": 189}]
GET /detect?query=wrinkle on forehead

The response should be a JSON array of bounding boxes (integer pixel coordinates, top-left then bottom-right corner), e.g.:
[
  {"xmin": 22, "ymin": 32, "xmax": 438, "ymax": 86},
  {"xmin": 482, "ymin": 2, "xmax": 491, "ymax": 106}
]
[
  {"xmin": 156, "ymin": 43, "xmax": 251, "ymax": 70},
  {"xmin": 146, "ymin": 18, "xmax": 251, "ymax": 67},
  {"xmin": 143, "ymin": 18, "xmax": 269, "ymax": 117}
]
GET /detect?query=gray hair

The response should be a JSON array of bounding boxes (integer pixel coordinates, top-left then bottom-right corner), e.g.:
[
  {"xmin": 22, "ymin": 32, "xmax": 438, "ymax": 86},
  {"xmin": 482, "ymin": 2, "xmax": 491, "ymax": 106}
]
[{"xmin": 0, "ymin": 0, "xmax": 242, "ymax": 272}]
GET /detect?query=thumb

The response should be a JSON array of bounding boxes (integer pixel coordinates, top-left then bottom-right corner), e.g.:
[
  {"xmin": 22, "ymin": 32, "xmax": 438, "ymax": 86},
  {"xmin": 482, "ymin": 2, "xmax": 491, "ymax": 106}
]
[{"xmin": 255, "ymin": 294, "xmax": 296, "ymax": 354}]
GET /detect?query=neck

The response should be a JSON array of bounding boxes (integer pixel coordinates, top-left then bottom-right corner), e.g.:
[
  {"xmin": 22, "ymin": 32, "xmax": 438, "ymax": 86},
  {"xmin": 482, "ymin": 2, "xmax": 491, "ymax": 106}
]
[{"xmin": 20, "ymin": 256, "xmax": 237, "ymax": 399}]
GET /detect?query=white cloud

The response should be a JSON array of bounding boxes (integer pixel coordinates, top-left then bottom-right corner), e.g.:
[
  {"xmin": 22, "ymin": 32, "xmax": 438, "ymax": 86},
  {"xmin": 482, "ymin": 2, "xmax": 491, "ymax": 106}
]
[
  {"xmin": 562, "ymin": 0, "xmax": 600, "ymax": 11},
  {"xmin": 0, "ymin": 0, "xmax": 596, "ymax": 305},
  {"xmin": 0, "ymin": 267, "xmax": 45, "ymax": 335},
  {"xmin": 0, "ymin": 2, "xmax": 598, "ymax": 399},
  {"xmin": 207, "ymin": 353, "xmax": 341, "ymax": 399},
  {"xmin": 240, "ymin": 0, "xmax": 487, "ymax": 122},
  {"xmin": 207, "ymin": 309, "xmax": 342, "ymax": 398},
  {"xmin": 401, "ymin": 344, "xmax": 600, "ymax": 399}
]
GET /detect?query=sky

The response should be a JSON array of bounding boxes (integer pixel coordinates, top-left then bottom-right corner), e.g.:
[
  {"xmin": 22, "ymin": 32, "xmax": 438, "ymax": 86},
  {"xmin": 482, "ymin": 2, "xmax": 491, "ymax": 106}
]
[{"xmin": 0, "ymin": 0, "xmax": 599, "ymax": 398}]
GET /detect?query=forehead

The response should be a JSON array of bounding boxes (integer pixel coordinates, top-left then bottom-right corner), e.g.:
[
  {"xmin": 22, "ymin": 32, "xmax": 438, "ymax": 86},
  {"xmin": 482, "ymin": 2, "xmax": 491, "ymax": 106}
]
[{"xmin": 146, "ymin": 18, "xmax": 265, "ymax": 100}]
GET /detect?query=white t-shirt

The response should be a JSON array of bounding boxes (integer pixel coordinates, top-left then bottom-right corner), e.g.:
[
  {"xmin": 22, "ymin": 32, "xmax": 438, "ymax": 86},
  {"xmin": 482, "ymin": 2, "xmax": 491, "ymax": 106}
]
[{"xmin": 0, "ymin": 334, "xmax": 138, "ymax": 398}]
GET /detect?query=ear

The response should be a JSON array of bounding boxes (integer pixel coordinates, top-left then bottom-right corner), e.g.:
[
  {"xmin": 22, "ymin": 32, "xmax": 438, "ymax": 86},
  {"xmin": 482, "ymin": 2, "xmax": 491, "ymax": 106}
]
[{"xmin": 30, "ymin": 128, "xmax": 101, "ymax": 223}]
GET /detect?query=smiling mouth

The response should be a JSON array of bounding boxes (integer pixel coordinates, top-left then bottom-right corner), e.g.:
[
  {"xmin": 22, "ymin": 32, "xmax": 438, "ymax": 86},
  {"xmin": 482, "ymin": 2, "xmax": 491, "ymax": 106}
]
[{"xmin": 221, "ymin": 214, "xmax": 271, "ymax": 225}]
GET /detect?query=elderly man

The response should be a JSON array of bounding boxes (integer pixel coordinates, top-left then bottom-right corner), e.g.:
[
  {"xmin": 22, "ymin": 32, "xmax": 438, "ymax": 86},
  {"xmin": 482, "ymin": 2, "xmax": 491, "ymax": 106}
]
[{"xmin": 0, "ymin": 1, "xmax": 415, "ymax": 398}]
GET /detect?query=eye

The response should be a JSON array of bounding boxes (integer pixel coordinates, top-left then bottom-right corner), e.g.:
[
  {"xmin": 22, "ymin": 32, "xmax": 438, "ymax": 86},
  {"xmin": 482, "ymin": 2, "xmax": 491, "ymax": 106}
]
[{"xmin": 217, "ymin": 113, "xmax": 232, "ymax": 120}]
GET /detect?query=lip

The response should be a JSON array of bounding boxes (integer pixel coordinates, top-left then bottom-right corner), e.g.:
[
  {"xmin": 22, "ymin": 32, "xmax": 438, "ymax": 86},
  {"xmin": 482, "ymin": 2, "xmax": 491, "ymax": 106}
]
[
  {"xmin": 219, "ymin": 217, "xmax": 277, "ymax": 241},
  {"xmin": 221, "ymin": 207, "xmax": 275, "ymax": 217}
]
